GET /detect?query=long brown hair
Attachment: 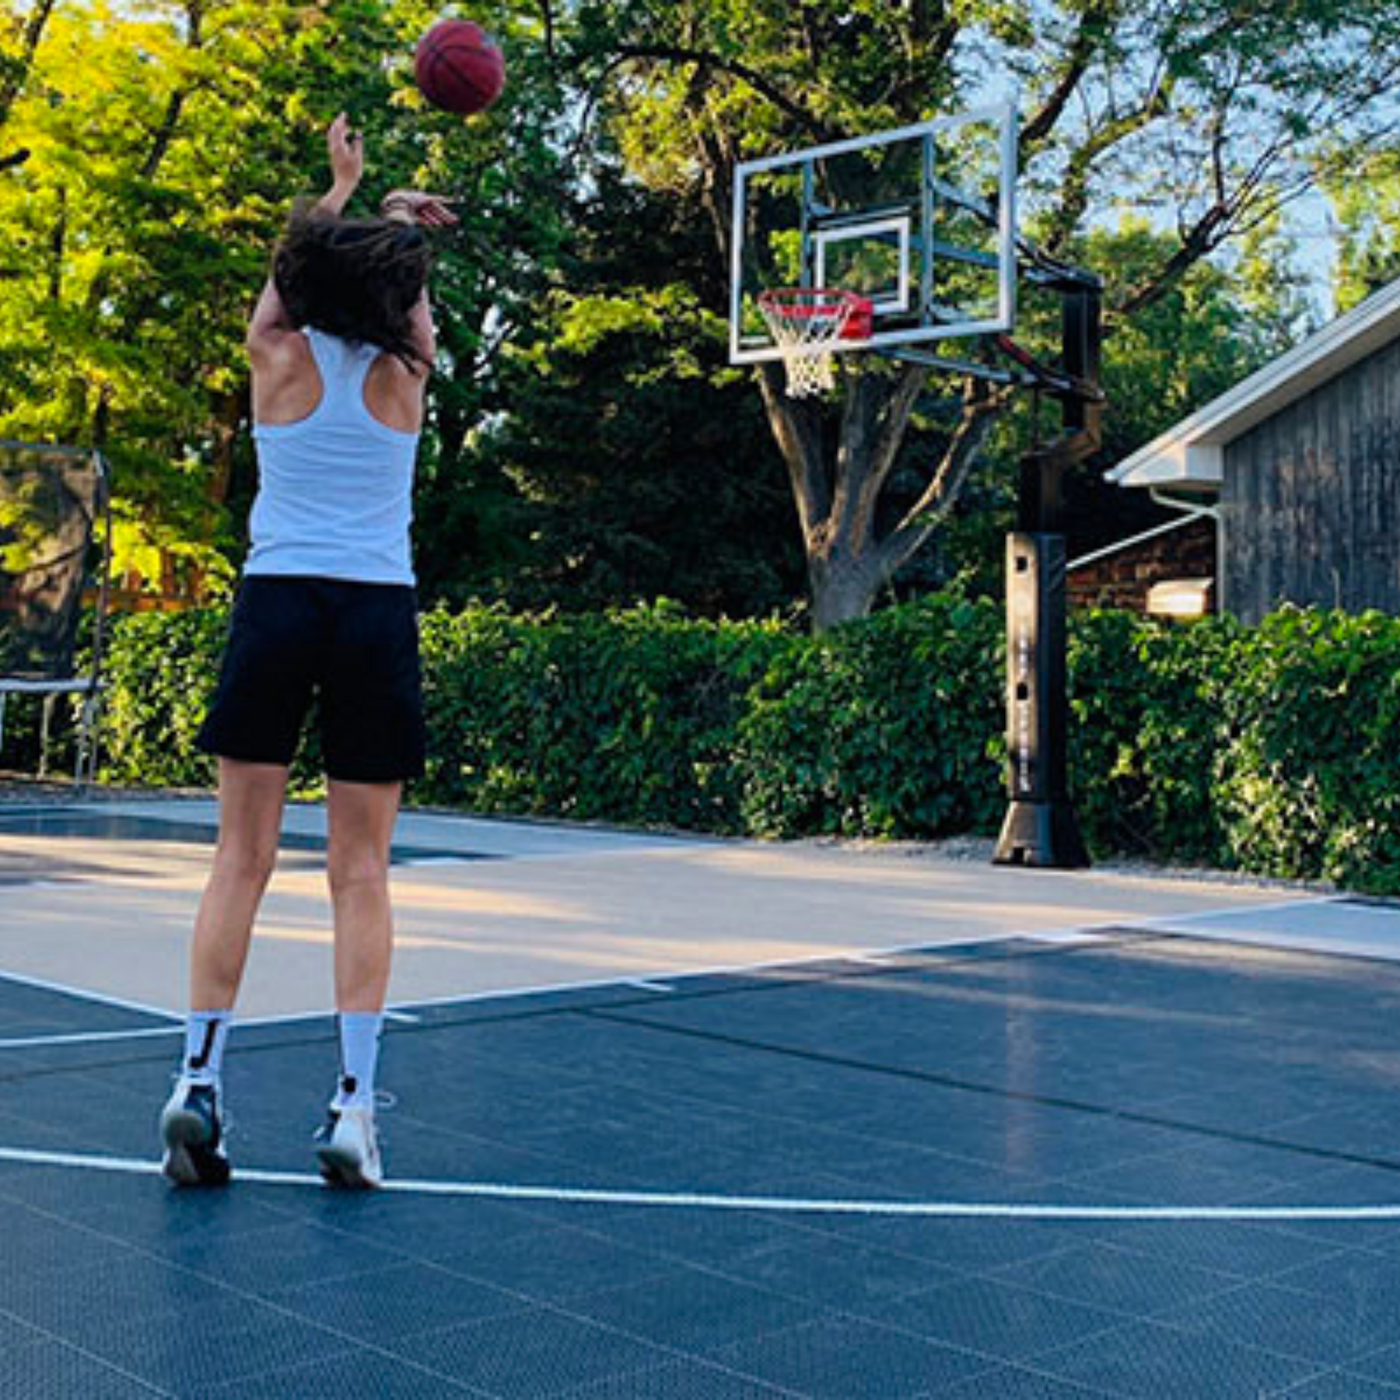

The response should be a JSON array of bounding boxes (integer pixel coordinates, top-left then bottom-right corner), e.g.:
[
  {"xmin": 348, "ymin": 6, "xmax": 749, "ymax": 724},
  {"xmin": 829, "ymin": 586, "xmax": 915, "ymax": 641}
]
[{"xmin": 273, "ymin": 206, "xmax": 432, "ymax": 370}]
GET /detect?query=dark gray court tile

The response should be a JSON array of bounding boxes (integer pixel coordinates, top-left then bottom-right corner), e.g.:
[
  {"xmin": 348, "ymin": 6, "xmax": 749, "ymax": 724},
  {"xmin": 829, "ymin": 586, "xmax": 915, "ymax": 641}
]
[
  {"xmin": 991, "ymin": 1239, "xmax": 1245, "ymax": 1316},
  {"xmin": 1153, "ymin": 1279, "xmax": 1389, "ymax": 1365},
  {"xmin": 713, "ymin": 1230, "xmax": 959, "ymax": 1310},
  {"xmin": 0, "ymin": 1338, "xmax": 167, "ymax": 1398},
  {"xmin": 75, "ymin": 1294, "xmax": 350, "ymax": 1391},
  {"xmin": 549, "ymin": 1356, "xmax": 798, "ymax": 1397},
  {"xmin": 706, "ymin": 1315, "xmax": 995, "ymax": 1398},
  {"xmin": 146, "ymin": 1215, "xmax": 403, "ymax": 1293},
  {"xmin": 290, "ymin": 1193, "xmax": 545, "ymax": 1264},
  {"xmin": 0, "ymin": 1311, "xmax": 43, "ymax": 1353},
  {"xmin": 1345, "ymin": 1339, "xmax": 1400, "ymax": 1387},
  {"xmin": 525, "ymin": 1201, "xmax": 816, "ymax": 1273},
  {"xmin": 187, "ymin": 1346, "xmax": 487, "ymax": 1398},
  {"xmin": 263, "ymin": 1261, "xmax": 525, "ymax": 1340},
  {"xmin": 925, "ymin": 1363, "xmax": 1122, "ymax": 1397},
  {"xmin": 1067, "ymin": 1149, "xmax": 1289, "ymax": 1207},
  {"xmin": 388, "ymin": 1306, "xmax": 675, "ymax": 1397},
  {"xmin": 0, "ymin": 1202, "xmax": 146, "ymax": 1278},
  {"xmin": 1087, "ymin": 1220, "xmax": 1359, "ymax": 1282},
  {"xmin": 1271, "ymin": 1248, "xmax": 1400, "ymax": 1312},
  {"xmin": 1280, "ymin": 1370, "xmax": 1400, "ymax": 1397},
  {"xmin": 0, "ymin": 1253, "xmax": 203, "ymax": 1333},
  {"xmin": 819, "ymin": 1213, "xmax": 1083, "ymax": 1275},
  {"xmin": 432, "ymin": 1223, "xmax": 680, "ymax": 1303},
  {"xmin": 874, "ymin": 1275, "xmax": 1124, "ymax": 1363},
  {"xmin": 1036, "ymin": 1319, "xmax": 1319, "ymax": 1397},
  {"xmin": 566, "ymin": 1270, "xmax": 826, "ymax": 1355}
]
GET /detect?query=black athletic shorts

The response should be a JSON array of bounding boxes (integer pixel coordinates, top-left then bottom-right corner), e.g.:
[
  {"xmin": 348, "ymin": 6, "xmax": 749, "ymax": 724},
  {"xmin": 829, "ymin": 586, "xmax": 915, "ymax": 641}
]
[{"xmin": 197, "ymin": 576, "xmax": 425, "ymax": 782}]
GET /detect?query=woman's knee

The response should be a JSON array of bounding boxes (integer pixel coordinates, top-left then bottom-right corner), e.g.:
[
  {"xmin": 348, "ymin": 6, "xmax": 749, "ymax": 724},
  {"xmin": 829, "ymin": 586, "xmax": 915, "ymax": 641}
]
[
  {"xmin": 326, "ymin": 845, "xmax": 390, "ymax": 898},
  {"xmin": 212, "ymin": 837, "xmax": 279, "ymax": 890}
]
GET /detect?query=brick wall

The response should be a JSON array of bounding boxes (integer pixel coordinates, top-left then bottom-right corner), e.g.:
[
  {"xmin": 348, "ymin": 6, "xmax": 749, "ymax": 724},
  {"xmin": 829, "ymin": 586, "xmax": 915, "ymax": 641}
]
[{"xmin": 1067, "ymin": 515, "xmax": 1217, "ymax": 612}]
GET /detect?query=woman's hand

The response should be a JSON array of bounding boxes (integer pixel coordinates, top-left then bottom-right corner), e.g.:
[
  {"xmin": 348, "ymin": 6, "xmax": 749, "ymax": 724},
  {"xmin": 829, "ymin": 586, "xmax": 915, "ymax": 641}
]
[
  {"xmin": 328, "ymin": 112, "xmax": 364, "ymax": 190},
  {"xmin": 380, "ymin": 190, "xmax": 458, "ymax": 228}
]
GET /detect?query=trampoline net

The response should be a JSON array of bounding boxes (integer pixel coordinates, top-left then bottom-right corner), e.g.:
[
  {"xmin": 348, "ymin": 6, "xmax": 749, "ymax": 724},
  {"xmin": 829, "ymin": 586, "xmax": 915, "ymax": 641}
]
[{"xmin": 0, "ymin": 442, "xmax": 105, "ymax": 680}]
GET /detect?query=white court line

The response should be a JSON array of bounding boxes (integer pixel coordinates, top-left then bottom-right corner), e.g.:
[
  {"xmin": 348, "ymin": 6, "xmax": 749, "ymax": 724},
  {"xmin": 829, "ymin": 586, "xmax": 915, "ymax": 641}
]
[
  {"xmin": 1134, "ymin": 894, "xmax": 1346, "ymax": 926},
  {"xmin": 379, "ymin": 926, "xmax": 1120, "ymax": 1017},
  {"xmin": 0, "ymin": 969, "xmax": 180, "ymax": 1021},
  {"xmin": 0, "ymin": 1025, "xmax": 184, "ymax": 1050},
  {"xmin": 0, "ymin": 1143, "xmax": 1397, "ymax": 1221},
  {"xmin": 0, "ymin": 894, "xmax": 1338, "ymax": 1051}
]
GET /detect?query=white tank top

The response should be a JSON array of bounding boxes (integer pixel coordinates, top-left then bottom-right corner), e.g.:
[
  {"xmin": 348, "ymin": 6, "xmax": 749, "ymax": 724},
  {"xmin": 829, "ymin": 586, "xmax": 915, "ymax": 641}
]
[{"xmin": 246, "ymin": 329, "xmax": 419, "ymax": 585}]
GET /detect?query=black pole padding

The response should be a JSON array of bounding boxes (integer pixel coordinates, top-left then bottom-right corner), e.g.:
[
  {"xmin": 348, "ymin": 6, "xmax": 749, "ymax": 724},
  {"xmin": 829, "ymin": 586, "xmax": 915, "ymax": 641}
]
[{"xmin": 993, "ymin": 531, "xmax": 1089, "ymax": 869}]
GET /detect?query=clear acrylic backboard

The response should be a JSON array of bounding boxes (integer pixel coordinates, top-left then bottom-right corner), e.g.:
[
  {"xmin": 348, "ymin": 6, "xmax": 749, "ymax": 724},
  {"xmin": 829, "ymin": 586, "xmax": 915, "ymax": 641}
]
[{"xmin": 729, "ymin": 104, "xmax": 1018, "ymax": 368}]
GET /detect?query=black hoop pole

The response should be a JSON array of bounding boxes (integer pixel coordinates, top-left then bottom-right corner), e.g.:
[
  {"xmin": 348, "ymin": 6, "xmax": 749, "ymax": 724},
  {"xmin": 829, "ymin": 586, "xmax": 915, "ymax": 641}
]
[{"xmin": 993, "ymin": 281, "xmax": 1102, "ymax": 869}]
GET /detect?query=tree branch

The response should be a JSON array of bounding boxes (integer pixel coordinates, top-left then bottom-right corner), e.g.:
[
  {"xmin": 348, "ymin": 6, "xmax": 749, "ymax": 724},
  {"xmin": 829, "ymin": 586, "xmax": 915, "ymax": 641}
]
[
  {"xmin": 847, "ymin": 364, "xmax": 928, "ymax": 544},
  {"xmin": 1021, "ymin": 0, "xmax": 1124, "ymax": 153},
  {"xmin": 758, "ymin": 364, "xmax": 830, "ymax": 544},
  {"xmin": 879, "ymin": 381, "xmax": 1011, "ymax": 575},
  {"xmin": 0, "ymin": 0, "xmax": 56, "ymax": 129},
  {"xmin": 614, "ymin": 44, "xmax": 839, "ymax": 144}
]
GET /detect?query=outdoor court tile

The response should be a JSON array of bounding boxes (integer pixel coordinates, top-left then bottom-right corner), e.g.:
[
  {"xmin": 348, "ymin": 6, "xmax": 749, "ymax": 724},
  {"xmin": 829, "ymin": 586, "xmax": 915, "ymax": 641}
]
[
  {"xmin": 814, "ymin": 1212, "xmax": 1087, "ymax": 1275},
  {"xmin": 1266, "ymin": 1249, "xmax": 1400, "ymax": 1308},
  {"xmin": 67, "ymin": 1295, "xmax": 351, "ymax": 1392},
  {"xmin": 703, "ymin": 1314, "xmax": 996, "ymax": 1398},
  {"xmin": 1151, "ymin": 1278, "xmax": 1392, "ymax": 1365},
  {"xmin": 386, "ymin": 1306, "xmax": 677, "ymax": 1398},
  {"xmin": 0, "ymin": 1311, "xmax": 44, "ymax": 1353},
  {"xmin": 404, "ymin": 1221, "xmax": 670, "ymax": 1301},
  {"xmin": 1064, "ymin": 1149, "xmax": 1293, "ymax": 1207},
  {"xmin": 703, "ymin": 1229, "xmax": 961, "ymax": 1309},
  {"xmin": 1087, "ymin": 1219, "xmax": 1363, "ymax": 1282},
  {"xmin": 1278, "ymin": 1373, "xmax": 1400, "ymax": 1398},
  {"xmin": 563, "ymin": 1269, "xmax": 827, "ymax": 1355},
  {"xmin": 289, "ymin": 1191, "xmax": 544, "ymax": 1261},
  {"xmin": 868, "ymin": 1274, "xmax": 1126, "ymax": 1363},
  {"xmin": 989, "ymin": 1238, "xmax": 1250, "ymax": 1316},
  {"xmin": 548, "ymin": 1356, "xmax": 797, "ymax": 1397},
  {"xmin": 522, "ymin": 1199, "xmax": 821, "ymax": 1272},
  {"xmin": 140, "ymin": 1214, "xmax": 405, "ymax": 1294},
  {"xmin": 188, "ymin": 1346, "xmax": 488, "ymax": 1398},
  {"xmin": 926, "ymin": 1364, "xmax": 1123, "ymax": 1398},
  {"xmin": 0, "ymin": 1338, "xmax": 167, "ymax": 1398},
  {"xmin": 0, "ymin": 1198, "xmax": 152, "ymax": 1277},
  {"xmin": 1342, "ymin": 1339, "xmax": 1400, "ymax": 1388},
  {"xmin": 262, "ymin": 1260, "xmax": 527, "ymax": 1340},
  {"xmin": 1032, "ymin": 1319, "xmax": 1321, "ymax": 1397},
  {"xmin": 0, "ymin": 1252, "xmax": 206, "ymax": 1333}
]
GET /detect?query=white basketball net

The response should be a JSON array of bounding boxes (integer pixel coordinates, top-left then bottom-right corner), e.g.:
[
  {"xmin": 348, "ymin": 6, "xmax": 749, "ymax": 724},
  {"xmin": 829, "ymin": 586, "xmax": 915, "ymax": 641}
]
[{"xmin": 758, "ymin": 289, "xmax": 867, "ymax": 399}]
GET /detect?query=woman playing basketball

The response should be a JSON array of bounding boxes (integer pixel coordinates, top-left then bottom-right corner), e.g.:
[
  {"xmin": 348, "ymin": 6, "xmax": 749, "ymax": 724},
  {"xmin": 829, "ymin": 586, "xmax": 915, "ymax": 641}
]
[{"xmin": 158, "ymin": 113, "xmax": 455, "ymax": 1188}]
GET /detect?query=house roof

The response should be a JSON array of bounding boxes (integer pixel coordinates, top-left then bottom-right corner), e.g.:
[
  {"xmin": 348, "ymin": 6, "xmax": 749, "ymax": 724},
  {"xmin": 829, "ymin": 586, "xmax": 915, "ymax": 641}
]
[{"xmin": 1106, "ymin": 276, "xmax": 1400, "ymax": 490}]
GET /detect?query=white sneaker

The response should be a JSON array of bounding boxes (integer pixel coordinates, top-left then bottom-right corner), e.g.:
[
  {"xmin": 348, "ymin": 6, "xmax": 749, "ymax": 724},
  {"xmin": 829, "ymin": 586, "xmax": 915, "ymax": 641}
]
[
  {"xmin": 314, "ymin": 1104, "xmax": 383, "ymax": 1189},
  {"xmin": 159, "ymin": 1076, "xmax": 231, "ymax": 1187}
]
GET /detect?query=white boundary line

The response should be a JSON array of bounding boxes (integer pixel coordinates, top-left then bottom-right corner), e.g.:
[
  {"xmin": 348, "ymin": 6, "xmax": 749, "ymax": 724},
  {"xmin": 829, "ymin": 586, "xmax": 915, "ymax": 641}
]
[
  {"xmin": 0, "ymin": 968, "xmax": 180, "ymax": 1021},
  {"xmin": 0, "ymin": 894, "xmax": 1350, "ymax": 1051},
  {"xmin": 0, "ymin": 1144, "xmax": 1397, "ymax": 1221}
]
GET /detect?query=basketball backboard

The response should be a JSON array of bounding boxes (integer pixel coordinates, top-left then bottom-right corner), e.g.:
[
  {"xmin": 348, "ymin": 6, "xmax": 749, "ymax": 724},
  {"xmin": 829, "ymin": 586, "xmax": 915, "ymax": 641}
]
[{"xmin": 729, "ymin": 105, "xmax": 1018, "ymax": 367}]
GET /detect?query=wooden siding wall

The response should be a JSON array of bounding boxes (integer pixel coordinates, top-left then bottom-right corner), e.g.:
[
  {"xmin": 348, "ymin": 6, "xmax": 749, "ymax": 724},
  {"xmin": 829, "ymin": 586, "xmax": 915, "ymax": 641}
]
[{"xmin": 1223, "ymin": 335, "xmax": 1400, "ymax": 624}]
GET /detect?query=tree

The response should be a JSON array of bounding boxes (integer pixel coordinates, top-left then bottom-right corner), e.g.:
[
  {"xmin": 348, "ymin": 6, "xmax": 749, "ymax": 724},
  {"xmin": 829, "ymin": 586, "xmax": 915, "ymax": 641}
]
[
  {"xmin": 0, "ymin": 0, "xmax": 575, "ymax": 602},
  {"xmin": 1329, "ymin": 149, "xmax": 1400, "ymax": 311},
  {"xmin": 576, "ymin": 0, "xmax": 1400, "ymax": 628}
]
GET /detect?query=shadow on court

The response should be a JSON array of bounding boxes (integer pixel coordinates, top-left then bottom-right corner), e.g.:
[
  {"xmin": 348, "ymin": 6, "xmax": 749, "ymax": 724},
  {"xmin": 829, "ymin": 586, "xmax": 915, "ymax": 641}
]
[{"xmin": 6, "ymin": 922, "xmax": 1400, "ymax": 1397}]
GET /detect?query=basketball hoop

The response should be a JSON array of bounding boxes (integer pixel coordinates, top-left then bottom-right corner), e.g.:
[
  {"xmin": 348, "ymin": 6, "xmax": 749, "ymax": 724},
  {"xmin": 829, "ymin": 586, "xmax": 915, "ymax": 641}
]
[{"xmin": 758, "ymin": 288, "xmax": 874, "ymax": 398}]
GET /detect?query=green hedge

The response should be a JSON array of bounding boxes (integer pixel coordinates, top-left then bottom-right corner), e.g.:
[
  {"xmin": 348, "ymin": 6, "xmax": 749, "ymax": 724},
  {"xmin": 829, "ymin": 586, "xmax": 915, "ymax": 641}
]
[{"xmin": 89, "ymin": 594, "xmax": 1400, "ymax": 893}]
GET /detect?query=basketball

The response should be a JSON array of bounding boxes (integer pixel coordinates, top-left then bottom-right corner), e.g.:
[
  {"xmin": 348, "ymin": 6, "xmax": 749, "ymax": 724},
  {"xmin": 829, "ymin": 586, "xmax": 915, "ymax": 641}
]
[{"xmin": 414, "ymin": 19, "xmax": 506, "ymax": 115}]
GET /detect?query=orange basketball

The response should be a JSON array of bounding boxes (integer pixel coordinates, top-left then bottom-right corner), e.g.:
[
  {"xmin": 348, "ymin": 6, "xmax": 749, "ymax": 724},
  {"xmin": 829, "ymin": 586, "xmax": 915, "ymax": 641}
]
[{"xmin": 414, "ymin": 19, "xmax": 506, "ymax": 116}]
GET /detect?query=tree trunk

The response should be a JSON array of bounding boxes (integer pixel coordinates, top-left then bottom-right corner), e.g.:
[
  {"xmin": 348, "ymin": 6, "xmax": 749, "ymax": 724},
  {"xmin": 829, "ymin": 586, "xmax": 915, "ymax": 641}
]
[{"xmin": 807, "ymin": 544, "xmax": 883, "ymax": 631}]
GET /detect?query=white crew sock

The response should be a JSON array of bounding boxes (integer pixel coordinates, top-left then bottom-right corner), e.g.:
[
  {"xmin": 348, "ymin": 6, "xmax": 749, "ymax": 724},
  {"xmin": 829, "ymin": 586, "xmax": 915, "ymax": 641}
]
[
  {"xmin": 334, "ymin": 1012, "xmax": 383, "ymax": 1110},
  {"xmin": 182, "ymin": 1010, "xmax": 231, "ymax": 1087}
]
